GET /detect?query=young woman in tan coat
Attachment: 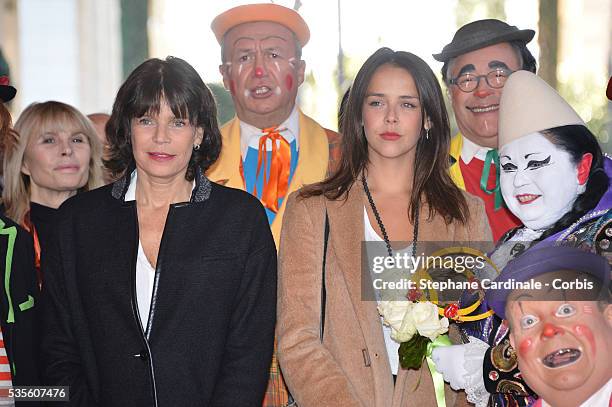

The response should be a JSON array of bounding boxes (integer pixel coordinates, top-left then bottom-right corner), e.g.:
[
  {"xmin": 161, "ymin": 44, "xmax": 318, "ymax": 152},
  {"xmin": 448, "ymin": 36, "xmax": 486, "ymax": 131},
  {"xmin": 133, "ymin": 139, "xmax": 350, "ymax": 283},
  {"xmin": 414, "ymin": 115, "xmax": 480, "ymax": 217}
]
[{"xmin": 277, "ymin": 47, "xmax": 492, "ymax": 407}]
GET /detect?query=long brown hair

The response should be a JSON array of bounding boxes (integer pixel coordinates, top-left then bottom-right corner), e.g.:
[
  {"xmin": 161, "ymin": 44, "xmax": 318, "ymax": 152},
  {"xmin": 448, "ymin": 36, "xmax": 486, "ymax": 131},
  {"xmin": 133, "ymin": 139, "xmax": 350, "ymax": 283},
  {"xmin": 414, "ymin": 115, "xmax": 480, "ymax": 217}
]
[{"xmin": 301, "ymin": 47, "xmax": 468, "ymax": 224}]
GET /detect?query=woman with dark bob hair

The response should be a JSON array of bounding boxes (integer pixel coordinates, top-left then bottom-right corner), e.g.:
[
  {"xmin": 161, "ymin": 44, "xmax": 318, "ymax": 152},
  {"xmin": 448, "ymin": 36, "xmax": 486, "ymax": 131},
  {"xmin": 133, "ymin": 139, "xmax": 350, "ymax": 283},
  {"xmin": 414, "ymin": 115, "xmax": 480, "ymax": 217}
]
[
  {"xmin": 277, "ymin": 47, "xmax": 491, "ymax": 406},
  {"xmin": 40, "ymin": 56, "xmax": 277, "ymax": 406}
]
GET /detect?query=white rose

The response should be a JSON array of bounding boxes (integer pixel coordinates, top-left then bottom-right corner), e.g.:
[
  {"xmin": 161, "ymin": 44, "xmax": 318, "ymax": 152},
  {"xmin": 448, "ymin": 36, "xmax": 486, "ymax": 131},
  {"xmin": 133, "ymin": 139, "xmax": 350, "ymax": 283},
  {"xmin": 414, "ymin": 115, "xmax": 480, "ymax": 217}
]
[
  {"xmin": 378, "ymin": 301, "xmax": 410, "ymax": 331},
  {"xmin": 411, "ymin": 302, "xmax": 449, "ymax": 341},
  {"xmin": 378, "ymin": 301, "xmax": 417, "ymax": 343},
  {"xmin": 393, "ymin": 311, "xmax": 417, "ymax": 342}
]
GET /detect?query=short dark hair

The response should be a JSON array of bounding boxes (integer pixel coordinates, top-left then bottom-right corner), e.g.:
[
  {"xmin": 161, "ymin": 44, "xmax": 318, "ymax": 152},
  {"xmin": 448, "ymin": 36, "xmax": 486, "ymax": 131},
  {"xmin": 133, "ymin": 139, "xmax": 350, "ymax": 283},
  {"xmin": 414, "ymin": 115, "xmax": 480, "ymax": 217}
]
[
  {"xmin": 302, "ymin": 47, "xmax": 469, "ymax": 225},
  {"xmin": 105, "ymin": 56, "xmax": 222, "ymax": 181},
  {"xmin": 441, "ymin": 40, "xmax": 537, "ymax": 84},
  {"xmin": 537, "ymin": 125, "xmax": 608, "ymax": 241}
]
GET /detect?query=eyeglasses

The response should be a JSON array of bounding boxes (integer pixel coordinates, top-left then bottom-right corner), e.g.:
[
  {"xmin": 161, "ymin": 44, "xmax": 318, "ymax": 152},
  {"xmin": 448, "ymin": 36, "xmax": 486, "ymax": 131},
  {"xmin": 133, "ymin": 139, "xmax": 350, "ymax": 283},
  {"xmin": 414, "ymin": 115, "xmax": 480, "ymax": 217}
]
[{"xmin": 449, "ymin": 68, "xmax": 514, "ymax": 93}]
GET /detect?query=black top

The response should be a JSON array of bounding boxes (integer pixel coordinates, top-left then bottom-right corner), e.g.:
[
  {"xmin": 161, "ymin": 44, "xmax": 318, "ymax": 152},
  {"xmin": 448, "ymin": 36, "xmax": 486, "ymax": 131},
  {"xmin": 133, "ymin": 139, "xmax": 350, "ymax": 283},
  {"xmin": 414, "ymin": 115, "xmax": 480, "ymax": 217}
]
[
  {"xmin": 28, "ymin": 202, "xmax": 58, "ymax": 259},
  {"xmin": 41, "ymin": 170, "xmax": 277, "ymax": 406}
]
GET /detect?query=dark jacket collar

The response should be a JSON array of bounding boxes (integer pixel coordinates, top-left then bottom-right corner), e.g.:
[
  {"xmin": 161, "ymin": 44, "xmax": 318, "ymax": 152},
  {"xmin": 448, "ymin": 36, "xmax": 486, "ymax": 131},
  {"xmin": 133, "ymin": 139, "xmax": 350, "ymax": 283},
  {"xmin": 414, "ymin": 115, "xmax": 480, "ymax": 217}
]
[{"xmin": 111, "ymin": 166, "xmax": 212, "ymax": 203}]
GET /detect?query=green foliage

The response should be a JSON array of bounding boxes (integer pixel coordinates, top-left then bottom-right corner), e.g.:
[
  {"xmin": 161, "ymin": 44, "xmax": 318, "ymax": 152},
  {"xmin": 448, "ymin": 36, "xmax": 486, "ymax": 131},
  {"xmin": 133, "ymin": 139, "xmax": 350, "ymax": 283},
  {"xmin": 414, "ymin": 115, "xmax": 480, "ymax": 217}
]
[
  {"xmin": 208, "ymin": 82, "xmax": 235, "ymax": 126},
  {"xmin": 399, "ymin": 335, "xmax": 430, "ymax": 370},
  {"xmin": 456, "ymin": 0, "xmax": 506, "ymax": 27},
  {"xmin": 120, "ymin": 0, "xmax": 148, "ymax": 80},
  {"xmin": 557, "ymin": 78, "xmax": 611, "ymax": 153}
]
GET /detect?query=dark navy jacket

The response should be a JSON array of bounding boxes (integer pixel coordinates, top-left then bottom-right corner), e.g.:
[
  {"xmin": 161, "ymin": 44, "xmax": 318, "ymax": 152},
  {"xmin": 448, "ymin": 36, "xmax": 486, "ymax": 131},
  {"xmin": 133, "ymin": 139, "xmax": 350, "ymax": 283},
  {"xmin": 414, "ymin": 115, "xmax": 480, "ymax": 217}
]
[{"xmin": 41, "ymin": 170, "xmax": 277, "ymax": 406}]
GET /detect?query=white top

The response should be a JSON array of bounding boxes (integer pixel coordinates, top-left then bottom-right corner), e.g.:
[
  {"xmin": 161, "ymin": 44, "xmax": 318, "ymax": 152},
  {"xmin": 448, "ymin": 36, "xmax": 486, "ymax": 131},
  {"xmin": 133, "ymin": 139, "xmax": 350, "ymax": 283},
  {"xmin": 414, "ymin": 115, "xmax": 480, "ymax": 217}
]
[
  {"xmin": 461, "ymin": 134, "xmax": 493, "ymax": 164},
  {"xmin": 541, "ymin": 378, "xmax": 612, "ymax": 407},
  {"xmin": 239, "ymin": 105, "xmax": 299, "ymax": 158},
  {"xmin": 125, "ymin": 171, "xmax": 194, "ymax": 330},
  {"xmin": 135, "ymin": 241, "xmax": 155, "ymax": 329},
  {"xmin": 363, "ymin": 207, "xmax": 414, "ymax": 375}
]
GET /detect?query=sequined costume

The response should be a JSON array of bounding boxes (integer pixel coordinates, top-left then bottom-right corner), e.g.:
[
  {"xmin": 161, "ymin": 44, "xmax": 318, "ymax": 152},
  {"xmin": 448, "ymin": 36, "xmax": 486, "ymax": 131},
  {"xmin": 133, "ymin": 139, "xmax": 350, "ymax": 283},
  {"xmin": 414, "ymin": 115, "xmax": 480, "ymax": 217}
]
[{"xmin": 459, "ymin": 157, "xmax": 612, "ymax": 407}]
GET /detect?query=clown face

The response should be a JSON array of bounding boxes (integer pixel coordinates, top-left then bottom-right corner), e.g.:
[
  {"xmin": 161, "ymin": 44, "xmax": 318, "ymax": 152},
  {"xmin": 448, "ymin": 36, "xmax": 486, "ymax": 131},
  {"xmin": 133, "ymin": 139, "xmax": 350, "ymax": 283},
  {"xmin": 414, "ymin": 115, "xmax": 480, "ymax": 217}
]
[
  {"xmin": 507, "ymin": 284, "xmax": 612, "ymax": 406},
  {"xmin": 220, "ymin": 21, "xmax": 305, "ymax": 129},
  {"xmin": 448, "ymin": 43, "xmax": 521, "ymax": 149},
  {"xmin": 499, "ymin": 132, "xmax": 585, "ymax": 231}
]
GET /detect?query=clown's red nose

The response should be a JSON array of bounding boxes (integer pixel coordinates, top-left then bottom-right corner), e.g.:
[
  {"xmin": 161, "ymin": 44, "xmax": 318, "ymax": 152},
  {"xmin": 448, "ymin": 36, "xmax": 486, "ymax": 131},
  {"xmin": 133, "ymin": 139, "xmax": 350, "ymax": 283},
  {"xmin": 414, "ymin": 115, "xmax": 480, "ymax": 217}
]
[
  {"xmin": 254, "ymin": 67, "xmax": 265, "ymax": 78},
  {"xmin": 541, "ymin": 323, "xmax": 563, "ymax": 338}
]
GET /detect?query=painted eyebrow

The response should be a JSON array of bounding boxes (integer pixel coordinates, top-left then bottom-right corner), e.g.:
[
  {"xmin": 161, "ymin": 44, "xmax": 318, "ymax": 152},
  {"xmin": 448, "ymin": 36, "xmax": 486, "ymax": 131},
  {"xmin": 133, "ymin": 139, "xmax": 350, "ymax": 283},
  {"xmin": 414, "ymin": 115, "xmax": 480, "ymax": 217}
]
[
  {"xmin": 232, "ymin": 36, "xmax": 256, "ymax": 46},
  {"xmin": 233, "ymin": 36, "xmax": 288, "ymax": 52},
  {"xmin": 489, "ymin": 60, "xmax": 511, "ymax": 70},
  {"xmin": 456, "ymin": 61, "xmax": 511, "ymax": 77},
  {"xmin": 261, "ymin": 35, "xmax": 288, "ymax": 42},
  {"xmin": 513, "ymin": 293, "xmax": 535, "ymax": 302},
  {"xmin": 234, "ymin": 35, "xmax": 288, "ymax": 45},
  {"xmin": 456, "ymin": 64, "xmax": 475, "ymax": 77},
  {"xmin": 500, "ymin": 155, "xmax": 512, "ymax": 160},
  {"xmin": 524, "ymin": 152, "xmax": 546, "ymax": 159}
]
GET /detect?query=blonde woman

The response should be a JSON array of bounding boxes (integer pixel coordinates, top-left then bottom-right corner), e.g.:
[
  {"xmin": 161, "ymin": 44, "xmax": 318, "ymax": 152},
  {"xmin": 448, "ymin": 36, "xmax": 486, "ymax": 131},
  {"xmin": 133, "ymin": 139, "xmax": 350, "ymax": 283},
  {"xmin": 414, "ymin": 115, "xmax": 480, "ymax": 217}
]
[{"xmin": 2, "ymin": 101, "xmax": 103, "ymax": 282}]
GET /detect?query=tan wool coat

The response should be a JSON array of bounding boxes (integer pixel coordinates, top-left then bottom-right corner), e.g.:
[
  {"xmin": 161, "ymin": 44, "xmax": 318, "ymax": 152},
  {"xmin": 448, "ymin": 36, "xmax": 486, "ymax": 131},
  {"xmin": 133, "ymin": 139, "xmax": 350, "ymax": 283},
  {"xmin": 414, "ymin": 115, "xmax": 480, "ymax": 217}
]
[{"xmin": 278, "ymin": 184, "xmax": 492, "ymax": 407}]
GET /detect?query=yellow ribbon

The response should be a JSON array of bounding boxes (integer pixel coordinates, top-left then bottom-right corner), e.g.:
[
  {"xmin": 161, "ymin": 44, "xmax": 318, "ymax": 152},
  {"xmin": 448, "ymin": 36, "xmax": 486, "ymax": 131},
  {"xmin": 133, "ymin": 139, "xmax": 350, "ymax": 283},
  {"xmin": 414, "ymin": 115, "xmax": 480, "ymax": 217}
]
[
  {"xmin": 409, "ymin": 247, "xmax": 499, "ymax": 322},
  {"xmin": 425, "ymin": 334, "xmax": 452, "ymax": 407}
]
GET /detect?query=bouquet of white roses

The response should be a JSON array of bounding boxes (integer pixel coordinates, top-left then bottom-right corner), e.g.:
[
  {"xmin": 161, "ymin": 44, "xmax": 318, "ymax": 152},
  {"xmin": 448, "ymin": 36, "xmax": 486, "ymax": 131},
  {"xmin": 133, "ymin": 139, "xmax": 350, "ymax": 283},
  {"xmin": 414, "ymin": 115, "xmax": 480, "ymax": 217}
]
[{"xmin": 378, "ymin": 300, "xmax": 449, "ymax": 369}]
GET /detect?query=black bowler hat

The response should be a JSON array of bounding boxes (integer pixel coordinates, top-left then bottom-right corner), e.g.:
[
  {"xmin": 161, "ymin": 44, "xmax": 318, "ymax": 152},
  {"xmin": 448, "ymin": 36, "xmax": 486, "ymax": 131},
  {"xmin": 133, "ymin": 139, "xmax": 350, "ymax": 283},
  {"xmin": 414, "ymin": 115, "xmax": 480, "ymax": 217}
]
[
  {"xmin": 0, "ymin": 76, "xmax": 16, "ymax": 103},
  {"xmin": 433, "ymin": 19, "xmax": 535, "ymax": 62}
]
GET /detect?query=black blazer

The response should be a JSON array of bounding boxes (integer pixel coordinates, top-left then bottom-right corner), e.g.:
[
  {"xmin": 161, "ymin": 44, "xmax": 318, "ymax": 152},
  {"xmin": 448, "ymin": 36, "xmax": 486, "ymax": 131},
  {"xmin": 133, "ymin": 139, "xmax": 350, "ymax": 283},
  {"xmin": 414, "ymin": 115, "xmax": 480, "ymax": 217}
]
[{"xmin": 41, "ymin": 170, "xmax": 277, "ymax": 406}]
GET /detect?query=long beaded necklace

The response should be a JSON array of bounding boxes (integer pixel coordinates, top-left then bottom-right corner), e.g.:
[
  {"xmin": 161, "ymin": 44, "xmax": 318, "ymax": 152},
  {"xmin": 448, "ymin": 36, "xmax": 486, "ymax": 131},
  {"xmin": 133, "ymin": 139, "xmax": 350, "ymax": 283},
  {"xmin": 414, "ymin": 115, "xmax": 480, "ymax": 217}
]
[{"xmin": 362, "ymin": 174, "xmax": 419, "ymax": 259}]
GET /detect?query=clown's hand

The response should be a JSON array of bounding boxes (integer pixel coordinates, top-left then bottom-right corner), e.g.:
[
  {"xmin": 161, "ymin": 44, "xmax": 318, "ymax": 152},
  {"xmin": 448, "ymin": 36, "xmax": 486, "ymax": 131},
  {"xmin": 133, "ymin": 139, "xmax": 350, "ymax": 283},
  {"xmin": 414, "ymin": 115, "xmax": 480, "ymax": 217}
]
[
  {"xmin": 431, "ymin": 343, "xmax": 470, "ymax": 390},
  {"xmin": 431, "ymin": 336, "xmax": 490, "ymax": 407}
]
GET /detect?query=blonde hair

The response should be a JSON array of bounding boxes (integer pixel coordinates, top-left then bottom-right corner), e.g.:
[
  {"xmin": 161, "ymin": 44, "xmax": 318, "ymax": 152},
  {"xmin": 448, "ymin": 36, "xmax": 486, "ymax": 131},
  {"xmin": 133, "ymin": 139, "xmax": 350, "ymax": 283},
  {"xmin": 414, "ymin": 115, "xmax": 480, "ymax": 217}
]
[{"xmin": 2, "ymin": 101, "xmax": 103, "ymax": 224}]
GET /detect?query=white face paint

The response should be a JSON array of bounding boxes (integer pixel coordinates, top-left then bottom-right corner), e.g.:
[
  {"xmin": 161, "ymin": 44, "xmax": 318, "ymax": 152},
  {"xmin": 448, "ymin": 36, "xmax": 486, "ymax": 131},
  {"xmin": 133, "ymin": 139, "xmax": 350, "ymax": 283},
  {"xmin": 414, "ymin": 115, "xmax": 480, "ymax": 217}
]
[{"xmin": 499, "ymin": 132, "xmax": 585, "ymax": 231}]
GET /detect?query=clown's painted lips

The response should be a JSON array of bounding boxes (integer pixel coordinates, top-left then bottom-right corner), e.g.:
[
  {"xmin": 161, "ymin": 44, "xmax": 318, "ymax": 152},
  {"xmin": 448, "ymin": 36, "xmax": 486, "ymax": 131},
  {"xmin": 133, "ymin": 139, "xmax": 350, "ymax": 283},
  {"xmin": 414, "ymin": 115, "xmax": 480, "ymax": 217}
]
[
  {"xmin": 542, "ymin": 348, "xmax": 581, "ymax": 368},
  {"xmin": 516, "ymin": 194, "xmax": 541, "ymax": 205}
]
